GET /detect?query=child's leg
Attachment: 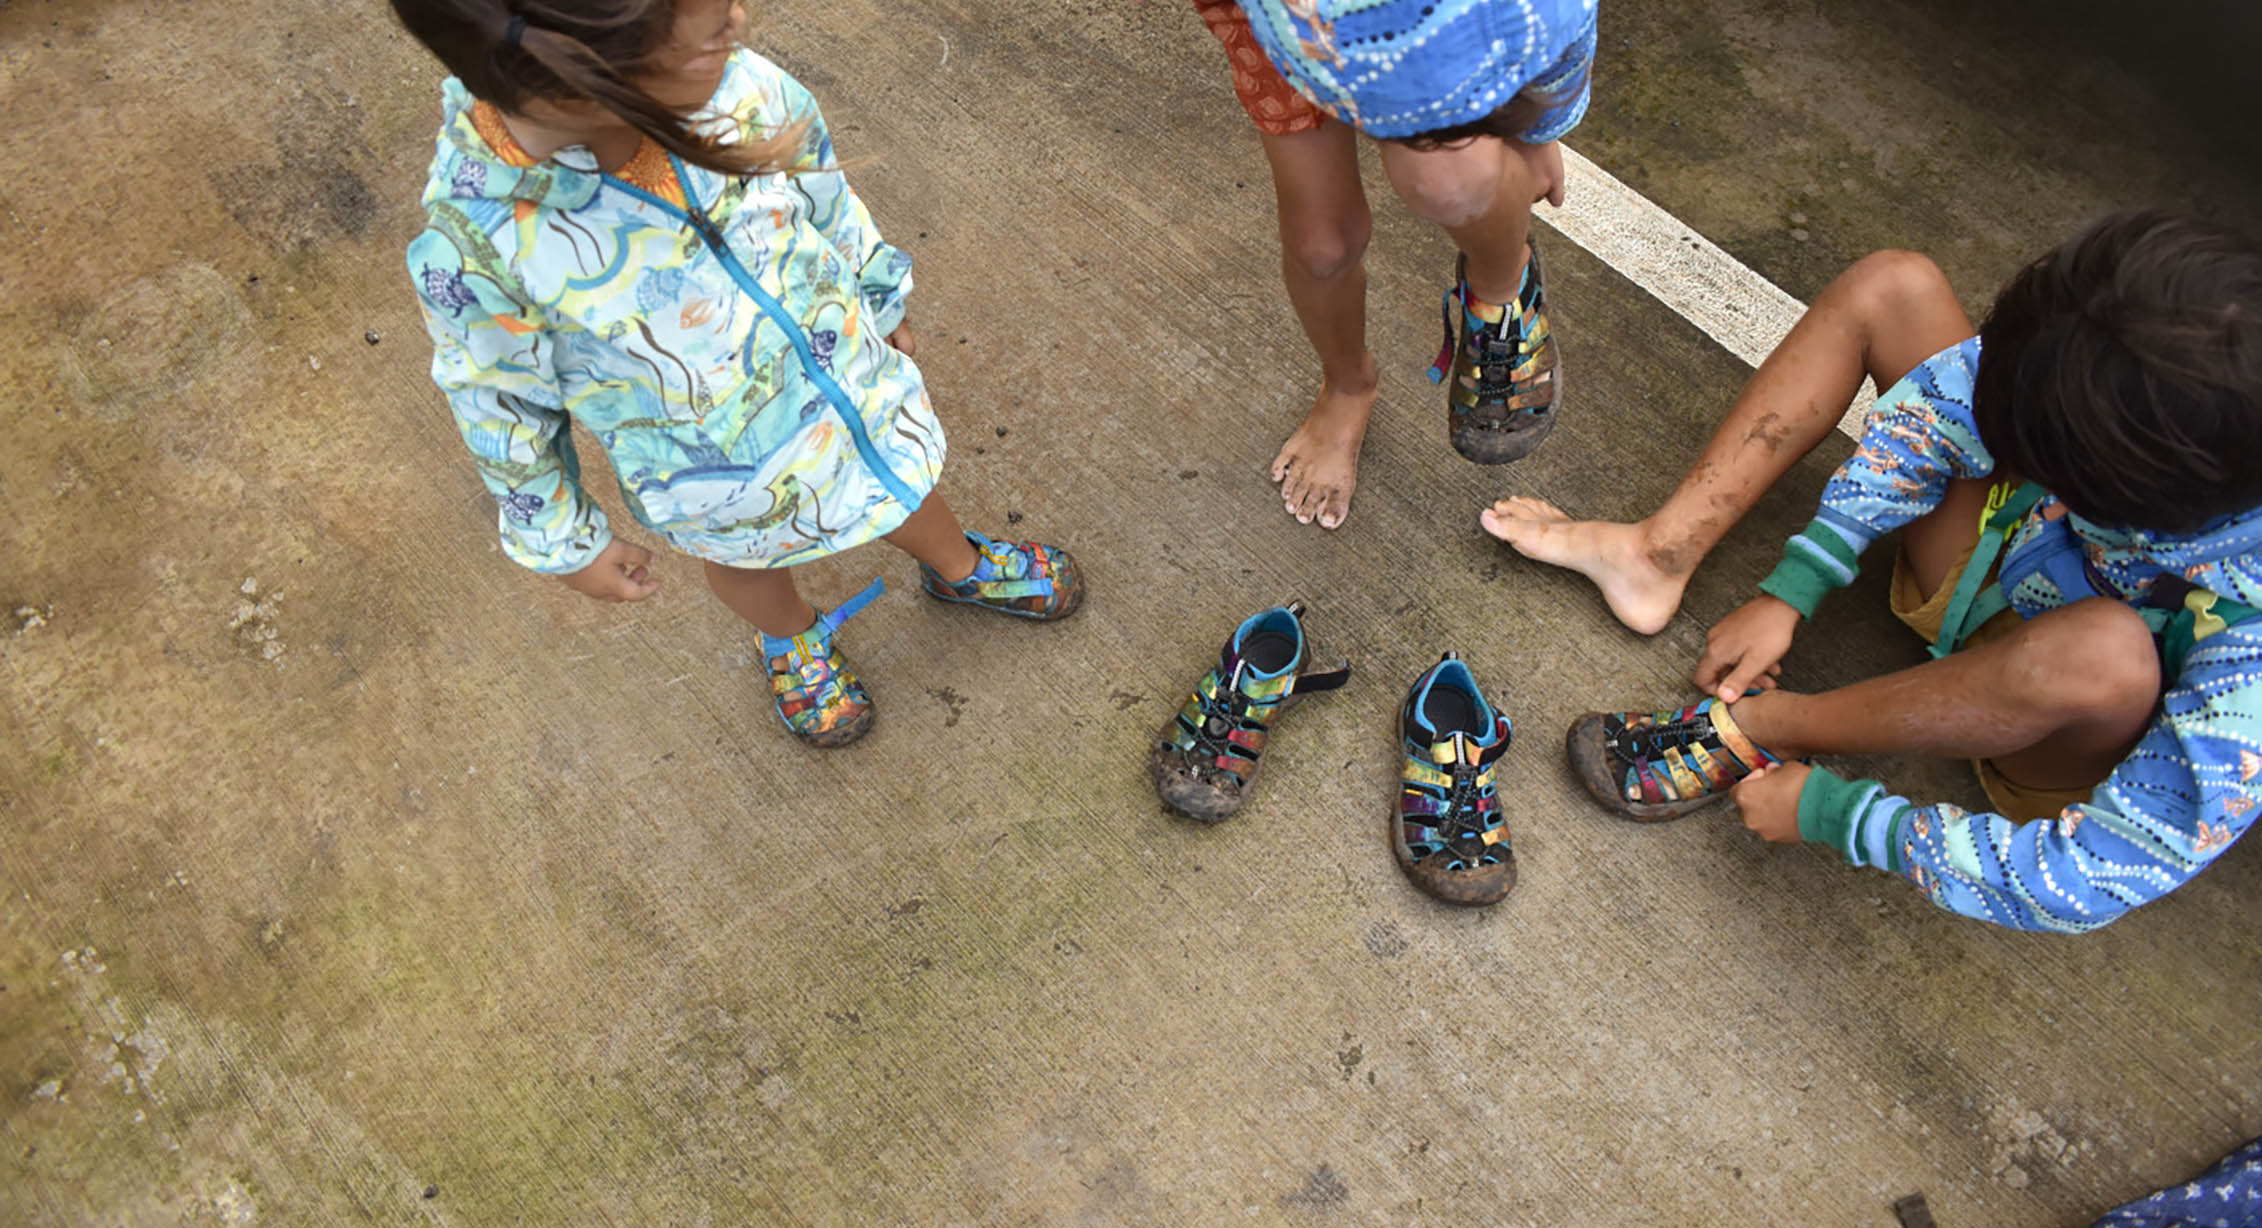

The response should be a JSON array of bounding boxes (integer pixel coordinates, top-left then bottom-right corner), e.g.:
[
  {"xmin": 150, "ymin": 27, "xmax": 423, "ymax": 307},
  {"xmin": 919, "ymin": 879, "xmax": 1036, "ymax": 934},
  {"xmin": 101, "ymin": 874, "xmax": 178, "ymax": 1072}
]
[
  {"xmin": 881, "ymin": 491, "xmax": 978, "ymax": 582},
  {"xmin": 1376, "ymin": 137, "xmax": 1556, "ymax": 304},
  {"xmin": 1261, "ymin": 119, "xmax": 1377, "ymax": 530},
  {"xmin": 1482, "ymin": 250, "xmax": 1974, "ymax": 633},
  {"xmin": 705, "ymin": 560, "xmax": 818, "ymax": 638},
  {"xmin": 1731, "ymin": 598, "xmax": 2159, "ymax": 790}
]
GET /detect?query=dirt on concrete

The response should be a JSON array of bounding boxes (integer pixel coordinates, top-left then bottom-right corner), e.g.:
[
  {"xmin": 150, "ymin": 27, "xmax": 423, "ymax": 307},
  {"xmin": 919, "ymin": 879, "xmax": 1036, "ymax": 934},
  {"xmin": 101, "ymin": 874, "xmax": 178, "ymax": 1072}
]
[{"xmin": 3, "ymin": 0, "xmax": 2258, "ymax": 1224}]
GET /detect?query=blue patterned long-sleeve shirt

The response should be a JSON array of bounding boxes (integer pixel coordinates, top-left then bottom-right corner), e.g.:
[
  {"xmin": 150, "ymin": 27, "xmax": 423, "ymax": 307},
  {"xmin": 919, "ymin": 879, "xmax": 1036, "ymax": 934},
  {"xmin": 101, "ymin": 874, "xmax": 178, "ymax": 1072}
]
[{"xmin": 1757, "ymin": 338, "xmax": 2262, "ymax": 932}]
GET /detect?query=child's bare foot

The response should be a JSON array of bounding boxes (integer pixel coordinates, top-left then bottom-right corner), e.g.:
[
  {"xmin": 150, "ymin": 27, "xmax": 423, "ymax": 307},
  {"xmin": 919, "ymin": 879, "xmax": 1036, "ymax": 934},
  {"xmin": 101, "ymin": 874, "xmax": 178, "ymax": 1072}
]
[
  {"xmin": 1479, "ymin": 496, "xmax": 1691, "ymax": 635},
  {"xmin": 1270, "ymin": 355, "xmax": 1378, "ymax": 530}
]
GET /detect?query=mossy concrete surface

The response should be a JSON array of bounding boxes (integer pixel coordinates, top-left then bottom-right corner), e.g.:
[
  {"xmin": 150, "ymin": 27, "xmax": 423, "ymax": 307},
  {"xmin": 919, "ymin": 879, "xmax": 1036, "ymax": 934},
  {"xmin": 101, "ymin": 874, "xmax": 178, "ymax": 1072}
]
[{"xmin": 4, "ymin": 0, "xmax": 2259, "ymax": 1223}]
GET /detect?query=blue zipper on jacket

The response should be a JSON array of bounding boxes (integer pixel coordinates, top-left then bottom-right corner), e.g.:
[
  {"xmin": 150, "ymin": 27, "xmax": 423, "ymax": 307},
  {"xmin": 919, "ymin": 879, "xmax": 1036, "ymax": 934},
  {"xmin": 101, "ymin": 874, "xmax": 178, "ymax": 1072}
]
[{"xmin": 599, "ymin": 161, "xmax": 924, "ymax": 512}]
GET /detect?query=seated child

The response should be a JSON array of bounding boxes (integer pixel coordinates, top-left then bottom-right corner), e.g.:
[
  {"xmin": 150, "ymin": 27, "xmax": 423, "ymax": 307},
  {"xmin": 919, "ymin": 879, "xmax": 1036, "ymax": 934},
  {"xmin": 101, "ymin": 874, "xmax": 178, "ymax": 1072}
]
[
  {"xmin": 1195, "ymin": 0, "xmax": 1599, "ymax": 528},
  {"xmin": 392, "ymin": 0, "xmax": 1082, "ymax": 749},
  {"xmin": 1482, "ymin": 210, "xmax": 2262, "ymax": 931}
]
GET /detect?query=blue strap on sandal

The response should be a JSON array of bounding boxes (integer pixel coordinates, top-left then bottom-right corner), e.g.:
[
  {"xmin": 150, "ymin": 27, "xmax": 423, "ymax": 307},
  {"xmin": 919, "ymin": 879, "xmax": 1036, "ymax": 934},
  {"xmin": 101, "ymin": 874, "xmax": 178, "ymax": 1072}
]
[{"xmin": 761, "ymin": 578, "xmax": 886, "ymax": 747}]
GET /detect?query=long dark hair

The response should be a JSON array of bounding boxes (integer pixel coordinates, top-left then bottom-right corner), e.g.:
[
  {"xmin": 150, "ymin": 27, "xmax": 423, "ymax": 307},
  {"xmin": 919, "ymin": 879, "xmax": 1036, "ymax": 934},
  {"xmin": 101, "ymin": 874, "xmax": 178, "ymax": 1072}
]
[
  {"xmin": 388, "ymin": 0, "xmax": 802, "ymax": 176},
  {"xmin": 1971, "ymin": 209, "xmax": 2262, "ymax": 533}
]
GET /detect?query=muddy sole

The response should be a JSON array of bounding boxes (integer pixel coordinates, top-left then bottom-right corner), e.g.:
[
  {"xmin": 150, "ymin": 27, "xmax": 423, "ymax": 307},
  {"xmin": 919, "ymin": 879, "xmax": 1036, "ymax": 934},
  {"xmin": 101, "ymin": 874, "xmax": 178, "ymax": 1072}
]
[
  {"xmin": 1390, "ymin": 810, "xmax": 1516, "ymax": 906},
  {"xmin": 1450, "ymin": 406, "xmax": 1559, "ymax": 466},
  {"xmin": 1148, "ymin": 746, "xmax": 1246, "ymax": 824},
  {"xmin": 793, "ymin": 707, "xmax": 875, "ymax": 750},
  {"xmin": 1448, "ymin": 354, "xmax": 1562, "ymax": 466},
  {"xmin": 1563, "ymin": 712, "xmax": 1722, "ymax": 823}
]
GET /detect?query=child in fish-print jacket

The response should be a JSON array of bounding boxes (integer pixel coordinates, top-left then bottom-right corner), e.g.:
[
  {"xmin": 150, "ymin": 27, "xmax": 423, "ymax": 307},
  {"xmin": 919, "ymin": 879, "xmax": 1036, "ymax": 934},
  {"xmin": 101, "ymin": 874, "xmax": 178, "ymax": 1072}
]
[{"xmin": 397, "ymin": 0, "xmax": 1082, "ymax": 749}]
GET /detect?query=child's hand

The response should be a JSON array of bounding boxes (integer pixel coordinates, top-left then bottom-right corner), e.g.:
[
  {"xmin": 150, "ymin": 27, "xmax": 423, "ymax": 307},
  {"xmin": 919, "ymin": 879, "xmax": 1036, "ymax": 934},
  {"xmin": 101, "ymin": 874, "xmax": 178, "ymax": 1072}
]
[
  {"xmin": 561, "ymin": 539, "xmax": 662, "ymax": 603},
  {"xmin": 1693, "ymin": 593, "xmax": 1799, "ymax": 704},
  {"xmin": 1731, "ymin": 760, "xmax": 1810, "ymax": 842},
  {"xmin": 887, "ymin": 323, "xmax": 917, "ymax": 357}
]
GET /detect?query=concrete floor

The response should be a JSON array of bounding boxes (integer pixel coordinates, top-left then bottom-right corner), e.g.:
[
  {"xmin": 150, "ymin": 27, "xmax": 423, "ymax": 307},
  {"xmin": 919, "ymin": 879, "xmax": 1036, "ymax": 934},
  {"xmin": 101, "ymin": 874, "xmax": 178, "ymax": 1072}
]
[{"xmin": 4, "ymin": 0, "xmax": 2260, "ymax": 1223}]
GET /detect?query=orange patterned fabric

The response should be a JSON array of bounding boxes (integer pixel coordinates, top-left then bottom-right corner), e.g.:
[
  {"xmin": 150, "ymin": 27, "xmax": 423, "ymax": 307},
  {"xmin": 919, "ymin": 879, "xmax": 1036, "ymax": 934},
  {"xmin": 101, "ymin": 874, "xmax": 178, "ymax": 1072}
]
[
  {"xmin": 469, "ymin": 101, "xmax": 686, "ymax": 208},
  {"xmin": 469, "ymin": 102, "xmax": 536, "ymax": 168},
  {"xmin": 1192, "ymin": 0, "xmax": 1326, "ymax": 136}
]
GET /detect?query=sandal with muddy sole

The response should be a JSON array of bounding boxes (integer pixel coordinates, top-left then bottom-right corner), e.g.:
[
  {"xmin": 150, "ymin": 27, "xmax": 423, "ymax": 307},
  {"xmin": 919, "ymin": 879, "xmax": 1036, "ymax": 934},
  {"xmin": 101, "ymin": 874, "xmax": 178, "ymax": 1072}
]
[
  {"xmin": 1428, "ymin": 245, "xmax": 1561, "ymax": 465},
  {"xmin": 920, "ymin": 529, "xmax": 1085, "ymax": 621},
  {"xmin": 1150, "ymin": 602, "xmax": 1350, "ymax": 824},
  {"xmin": 1394, "ymin": 652, "xmax": 1517, "ymax": 907},
  {"xmin": 1565, "ymin": 696, "xmax": 1781, "ymax": 821},
  {"xmin": 764, "ymin": 579, "xmax": 884, "ymax": 749}
]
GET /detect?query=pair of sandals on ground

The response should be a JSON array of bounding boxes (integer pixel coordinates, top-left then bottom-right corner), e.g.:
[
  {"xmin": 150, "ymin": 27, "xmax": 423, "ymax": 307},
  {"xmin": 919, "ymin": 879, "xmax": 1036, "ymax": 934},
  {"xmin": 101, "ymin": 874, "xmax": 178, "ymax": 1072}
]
[
  {"xmin": 1147, "ymin": 600, "xmax": 1772, "ymax": 908},
  {"xmin": 767, "ymin": 240, "xmax": 1566, "ymax": 753}
]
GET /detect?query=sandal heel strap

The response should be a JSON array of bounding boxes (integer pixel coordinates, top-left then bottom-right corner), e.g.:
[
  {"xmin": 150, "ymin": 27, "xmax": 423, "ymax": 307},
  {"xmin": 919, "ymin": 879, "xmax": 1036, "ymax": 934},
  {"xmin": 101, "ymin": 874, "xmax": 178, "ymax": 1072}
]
[
  {"xmin": 1704, "ymin": 698, "xmax": 1778, "ymax": 771},
  {"xmin": 1428, "ymin": 285, "xmax": 1457, "ymax": 385},
  {"xmin": 765, "ymin": 577, "xmax": 886, "ymax": 658},
  {"xmin": 819, "ymin": 577, "xmax": 886, "ymax": 634}
]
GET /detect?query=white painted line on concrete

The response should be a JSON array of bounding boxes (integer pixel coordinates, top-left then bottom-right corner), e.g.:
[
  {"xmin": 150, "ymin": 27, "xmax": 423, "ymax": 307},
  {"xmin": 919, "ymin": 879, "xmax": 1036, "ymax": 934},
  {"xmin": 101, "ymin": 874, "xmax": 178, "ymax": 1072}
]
[{"xmin": 1536, "ymin": 146, "xmax": 1874, "ymax": 438}]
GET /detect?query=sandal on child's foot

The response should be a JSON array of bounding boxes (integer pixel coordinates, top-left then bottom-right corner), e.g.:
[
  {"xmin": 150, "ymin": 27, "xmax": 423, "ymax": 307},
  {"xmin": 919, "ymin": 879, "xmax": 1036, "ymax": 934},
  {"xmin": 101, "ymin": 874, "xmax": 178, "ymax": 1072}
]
[
  {"xmin": 920, "ymin": 530, "xmax": 1085, "ymax": 621},
  {"xmin": 1395, "ymin": 652, "xmax": 1517, "ymax": 907},
  {"xmin": 1150, "ymin": 602, "xmax": 1350, "ymax": 823},
  {"xmin": 1428, "ymin": 244, "xmax": 1560, "ymax": 465},
  {"xmin": 762, "ymin": 579, "xmax": 884, "ymax": 749},
  {"xmin": 1565, "ymin": 696, "xmax": 1780, "ymax": 821}
]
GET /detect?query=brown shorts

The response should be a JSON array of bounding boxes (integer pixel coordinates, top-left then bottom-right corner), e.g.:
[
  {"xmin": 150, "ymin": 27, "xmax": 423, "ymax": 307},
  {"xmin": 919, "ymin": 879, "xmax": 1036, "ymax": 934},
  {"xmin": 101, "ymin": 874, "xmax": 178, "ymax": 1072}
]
[
  {"xmin": 1889, "ymin": 530, "xmax": 2102, "ymax": 822},
  {"xmin": 1193, "ymin": 0, "xmax": 1328, "ymax": 136}
]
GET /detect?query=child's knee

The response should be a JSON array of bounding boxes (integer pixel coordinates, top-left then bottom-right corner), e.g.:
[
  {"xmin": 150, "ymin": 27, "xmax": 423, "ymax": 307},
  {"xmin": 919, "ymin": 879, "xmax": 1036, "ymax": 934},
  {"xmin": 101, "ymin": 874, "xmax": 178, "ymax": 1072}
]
[
  {"xmin": 1843, "ymin": 249, "xmax": 1954, "ymax": 319},
  {"xmin": 2015, "ymin": 599, "xmax": 2161, "ymax": 714},
  {"xmin": 1381, "ymin": 142, "xmax": 1502, "ymax": 229},
  {"xmin": 1284, "ymin": 214, "xmax": 1371, "ymax": 282}
]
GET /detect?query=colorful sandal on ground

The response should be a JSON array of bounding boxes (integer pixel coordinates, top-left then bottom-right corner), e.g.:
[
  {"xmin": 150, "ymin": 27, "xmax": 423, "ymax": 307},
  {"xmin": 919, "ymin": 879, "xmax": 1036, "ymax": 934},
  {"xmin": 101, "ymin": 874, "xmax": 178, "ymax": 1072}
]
[
  {"xmin": 762, "ymin": 579, "xmax": 884, "ymax": 749},
  {"xmin": 1564, "ymin": 696, "xmax": 1781, "ymax": 821},
  {"xmin": 1427, "ymin": 244, "xmax": 1561, "ymax": 465},
  {"xmin": 1395, "ymin": 652, "xmax": 1517, "ymax": 907},
  {"xmin": 1150, "ymin": 602, "xmax": 1350, "ymax": 824},
  {"xmin": 919, "ymin": 529, "xmax": 1085, "ymax": 621}
]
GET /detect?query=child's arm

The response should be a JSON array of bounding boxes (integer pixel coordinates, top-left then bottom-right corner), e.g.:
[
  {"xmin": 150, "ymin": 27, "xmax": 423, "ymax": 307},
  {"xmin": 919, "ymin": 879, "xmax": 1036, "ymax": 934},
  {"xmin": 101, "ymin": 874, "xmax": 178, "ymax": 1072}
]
[
  {"xmin": 1757, "ymin": 338, "xmax": 1996, "ymax": 619},
  {"xmin": 770, "ymin": 71, "xmax": 916, "ymax": 338},
  {"xmin": 409, "ymin": 226, "xmax": 613, "ymax": 575},
  {"xmin": 1794, "ymin": 626, "xmax": 2262, "ymax": 932}
]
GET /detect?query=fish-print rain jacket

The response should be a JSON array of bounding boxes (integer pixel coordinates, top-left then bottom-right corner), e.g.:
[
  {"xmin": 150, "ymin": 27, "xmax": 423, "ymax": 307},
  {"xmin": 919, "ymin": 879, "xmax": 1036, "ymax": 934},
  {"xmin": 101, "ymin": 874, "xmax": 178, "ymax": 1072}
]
[
  {"xmin": 406, "ymin": 50, "xmax": 944, "ymax": 573},
  {"xmin": 1758, "ymin": 337, "xmax": 2262, "ymax": 932}
]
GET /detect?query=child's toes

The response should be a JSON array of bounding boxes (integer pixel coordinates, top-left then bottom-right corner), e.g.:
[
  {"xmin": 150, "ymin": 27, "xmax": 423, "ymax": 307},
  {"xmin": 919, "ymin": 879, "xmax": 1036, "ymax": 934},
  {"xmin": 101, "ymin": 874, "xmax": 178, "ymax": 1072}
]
[
  {"xmin": 1488, "ymin": 495, "xmax": 1565, "ymax": 523},
  {"xmin": 1317, "ymin": 487, "xmax": 1352, "ymax": 530},
  {"xmin": 1478, "ymin": 506, "xmax": 1524, "ymax": 542},
  {"xmin": 1281, "ymin": 471, "xmax": 1310, "ymax": 516}
]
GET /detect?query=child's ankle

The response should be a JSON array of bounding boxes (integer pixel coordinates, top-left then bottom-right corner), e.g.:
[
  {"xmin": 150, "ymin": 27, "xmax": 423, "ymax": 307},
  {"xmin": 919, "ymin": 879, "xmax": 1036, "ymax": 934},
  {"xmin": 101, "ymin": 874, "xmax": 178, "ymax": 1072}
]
[
  {"xmin": 929, "ymin": 540, "xmax": 978, "ymax": 585},
  {"xmin": 1632, "ymin": 518, "xmax": 1700, "ymax": 583},
  {"xmin": 1322, "ymin": 351, "xmax": 1379, "ymax": 397},
  {"xmin": 1461, "ymin": 243, "xmax": 1533, "ymax": 307},
  {"xmin": 1726, "ymin": 692, "xmax": 1803, "ymax": 762},
  {"xmin": 757, "ymin": 603, "xmax": 821, "ymax": 647}
]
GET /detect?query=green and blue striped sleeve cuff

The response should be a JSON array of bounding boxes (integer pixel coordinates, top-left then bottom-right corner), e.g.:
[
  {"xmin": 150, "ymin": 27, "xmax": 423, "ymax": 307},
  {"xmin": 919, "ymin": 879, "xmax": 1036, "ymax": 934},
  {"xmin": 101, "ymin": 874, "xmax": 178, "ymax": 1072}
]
[
  {"xmin": 1758, "ymin": 516, "xmax": 1866, "ymax": 619},
  {"xmin": 1797, "ymin": 766, "xmax": 1901, "ymax": 871}
]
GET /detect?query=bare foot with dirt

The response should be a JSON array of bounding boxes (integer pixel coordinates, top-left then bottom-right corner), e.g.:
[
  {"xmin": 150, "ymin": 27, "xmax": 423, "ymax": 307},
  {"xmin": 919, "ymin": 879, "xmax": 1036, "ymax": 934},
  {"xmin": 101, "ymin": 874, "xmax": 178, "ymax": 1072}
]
[
  {"xmin": 1479, "ymin": 496, "xmax": 1691, "ymax": 634},
  {"xmin": 1270, "ymin": 355, "xmax": 1378, "ymax": 530}
]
